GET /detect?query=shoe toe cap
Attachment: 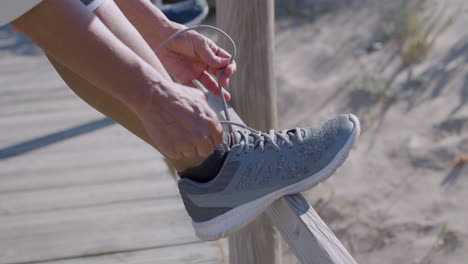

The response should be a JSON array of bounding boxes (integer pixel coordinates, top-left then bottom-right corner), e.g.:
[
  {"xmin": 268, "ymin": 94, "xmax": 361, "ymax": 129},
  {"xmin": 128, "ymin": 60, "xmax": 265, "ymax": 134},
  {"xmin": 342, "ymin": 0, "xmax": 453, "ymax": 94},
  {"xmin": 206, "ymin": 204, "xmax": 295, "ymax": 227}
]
[
  {"xmin": 336, "ymin": 114, "xmax": 359, "ymax": 144},
  {"xmin": 302, "ymin": 114, "xmax": 359, "ymax": 162}
]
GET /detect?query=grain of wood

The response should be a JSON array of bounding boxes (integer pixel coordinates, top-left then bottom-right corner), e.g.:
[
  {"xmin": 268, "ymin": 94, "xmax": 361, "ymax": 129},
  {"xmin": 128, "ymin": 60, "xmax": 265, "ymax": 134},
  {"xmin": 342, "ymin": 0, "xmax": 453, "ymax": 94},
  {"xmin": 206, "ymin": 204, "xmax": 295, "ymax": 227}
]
[
  {"xmin": 0, "ymin": 148, "xmax": 167, "ymax": 191},
  {"xmin": 216, "ymin": 0, "xmax": 277, "ymax": 131},
  {"xmin": 268, "ymin": 195, "xmax": 358, "ymax": 264},
  {"xmin": 0, "ymin": 177, "xmax": 178, "ymax": 215},
  {"xmin": 0, "ymin": 198, "xmax": 197, "ymax": 263},
  {"xmin": 40, "ymin": 243, "xmax": 221, "ymax": 264}
]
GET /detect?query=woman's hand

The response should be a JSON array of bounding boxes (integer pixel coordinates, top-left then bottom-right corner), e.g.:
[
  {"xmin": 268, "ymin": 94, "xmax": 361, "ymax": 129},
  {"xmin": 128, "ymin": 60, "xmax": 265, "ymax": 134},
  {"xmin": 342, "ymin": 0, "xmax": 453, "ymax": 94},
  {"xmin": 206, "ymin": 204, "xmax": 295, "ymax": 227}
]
[
  {"xmin": 156, "ymin": 24, "xmax": 236, "ymax": 101},
  {"xmin": 112, "ymin": 1, "xmax": 236, "ymax": 98},
  {"xmin": 136, "ymin": 81, "xmax": 224, "ymax": 166}
]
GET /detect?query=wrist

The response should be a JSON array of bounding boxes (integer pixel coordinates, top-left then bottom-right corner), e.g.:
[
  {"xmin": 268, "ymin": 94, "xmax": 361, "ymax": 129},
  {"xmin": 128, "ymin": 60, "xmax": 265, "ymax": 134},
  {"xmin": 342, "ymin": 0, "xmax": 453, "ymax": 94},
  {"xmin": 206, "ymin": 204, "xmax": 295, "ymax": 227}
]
[
  {"xmin": 105, "ymin": 56, "xmax": 170, "ymax": 115},
  {"xmin": 130, "ymin": 74, "xmax": 175, "ymax": 115},
  {"xmin": 147, "ymin": 19, "xmax": 184, "ymax": 50},
  {"xmin": 115, "ymin": 0, "xmax": 184, "ymax": 49}
]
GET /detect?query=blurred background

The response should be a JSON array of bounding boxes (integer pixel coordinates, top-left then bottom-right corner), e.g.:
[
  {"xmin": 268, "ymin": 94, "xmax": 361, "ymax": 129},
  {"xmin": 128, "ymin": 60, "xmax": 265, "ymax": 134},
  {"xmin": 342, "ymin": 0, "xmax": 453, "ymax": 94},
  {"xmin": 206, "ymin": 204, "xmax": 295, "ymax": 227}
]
[{"xmin": 1, "ymin": 0, "xmax": 467, "ymax": 263}]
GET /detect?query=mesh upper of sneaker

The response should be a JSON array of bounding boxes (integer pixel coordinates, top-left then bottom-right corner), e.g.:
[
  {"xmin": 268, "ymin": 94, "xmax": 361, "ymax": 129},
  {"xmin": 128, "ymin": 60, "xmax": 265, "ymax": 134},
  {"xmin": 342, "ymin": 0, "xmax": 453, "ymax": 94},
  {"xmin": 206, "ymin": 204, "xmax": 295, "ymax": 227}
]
[{"xmin": 178, "ymin": 115, "xmax": 354, "ymax": 222}]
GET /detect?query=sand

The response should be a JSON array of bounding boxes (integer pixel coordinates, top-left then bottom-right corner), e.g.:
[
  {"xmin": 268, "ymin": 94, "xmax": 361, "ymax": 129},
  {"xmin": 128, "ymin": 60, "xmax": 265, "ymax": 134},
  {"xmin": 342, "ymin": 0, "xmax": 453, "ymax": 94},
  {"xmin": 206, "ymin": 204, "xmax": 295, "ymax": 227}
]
[{"xmin": 275, "ymin": 0, "xmax": 468, "ymax": 263}]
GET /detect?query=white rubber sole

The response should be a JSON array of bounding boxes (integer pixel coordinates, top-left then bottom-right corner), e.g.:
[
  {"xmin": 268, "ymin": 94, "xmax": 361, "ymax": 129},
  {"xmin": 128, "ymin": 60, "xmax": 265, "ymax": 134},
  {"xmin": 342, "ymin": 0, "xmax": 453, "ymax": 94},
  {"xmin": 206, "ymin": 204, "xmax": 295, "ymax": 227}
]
[{"xmin": 193, "ymin": 114, "xmax": 361, "ymax": 241}]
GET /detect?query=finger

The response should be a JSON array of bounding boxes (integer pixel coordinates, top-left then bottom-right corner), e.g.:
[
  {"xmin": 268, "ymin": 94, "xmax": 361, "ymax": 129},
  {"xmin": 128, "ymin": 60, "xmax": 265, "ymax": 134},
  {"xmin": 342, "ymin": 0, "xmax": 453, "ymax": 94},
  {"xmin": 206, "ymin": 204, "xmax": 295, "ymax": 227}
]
[
  {"xmin": 197, "ymin": 71, "xmax": 218, "ymax": 91},
  {"xmin": 218, "ymin": 63, "xmax": 236, "ymax": 88},
  {"xmin": 224, "ymin": 61, "xmax": 237, "ymax": 76},
  {"xmin": 198, "ymin": 71, "xmax": 231, "ymax": 100},
  {"xmin": 206, "ymin": 119, "xmax": 224, "ymax": 146},
  {"xmin": 183, "ymin": 80, "xmax": 197, "ymax": 88},
  {"xmin": 206, "ymin": 66, "xmax": 222, "ymax": 79},
  {"xmin": 178, "ymin": 144, "xmax": 198, "ymax": 160},
  {"xmin": 221, "ymin": 88, "xmax": 231, "ymax": 101},
  {"xmin": 194, "ymin": 136, "xmax": 215, "ymax": 159},
  {"xmin": 159, "ymin": 144, "xmax": 179, "ymax": 160},
  {"xmin": 206, "ymin": 60, "xmax": 236, "ymax": 84},
  {"xmin": 211, "ymin": 128, "xmax": 224, "ymax": 146},
  {"xmin": 194, "ymin": 106, "xmax": 224, "ymax": 146},
  {"xmin": 180, "ymin": 123, "xmax": 215, "ymax": 162},
  {"xmin": 200, "ymin": 40, "xmax": 231, "ymax": 68},
  {"xmin": 215, "ymin": 47, "xmax": 232, "ymax": 59}
]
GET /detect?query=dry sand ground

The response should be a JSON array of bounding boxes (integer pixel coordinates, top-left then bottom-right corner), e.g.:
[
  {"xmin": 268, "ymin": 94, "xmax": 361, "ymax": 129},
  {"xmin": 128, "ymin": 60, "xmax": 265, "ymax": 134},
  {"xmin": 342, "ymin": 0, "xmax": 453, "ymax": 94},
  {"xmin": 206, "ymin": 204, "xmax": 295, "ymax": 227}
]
[
  {"xmin": 275, "ymin": 0, "xmax": 468, "ymax": 263},
  {"xmin": 1, "ymin": 1, "xmax": 467, "ymax": 263}
]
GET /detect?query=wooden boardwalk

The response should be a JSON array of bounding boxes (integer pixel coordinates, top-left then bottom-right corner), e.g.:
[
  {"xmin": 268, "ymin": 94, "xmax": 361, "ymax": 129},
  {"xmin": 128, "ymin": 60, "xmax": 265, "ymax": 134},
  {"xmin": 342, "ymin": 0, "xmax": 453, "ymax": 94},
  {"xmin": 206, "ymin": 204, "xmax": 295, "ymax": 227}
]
[{"xmin": 0, "ymin": 55, "xmax": 224, "ymax": 264}]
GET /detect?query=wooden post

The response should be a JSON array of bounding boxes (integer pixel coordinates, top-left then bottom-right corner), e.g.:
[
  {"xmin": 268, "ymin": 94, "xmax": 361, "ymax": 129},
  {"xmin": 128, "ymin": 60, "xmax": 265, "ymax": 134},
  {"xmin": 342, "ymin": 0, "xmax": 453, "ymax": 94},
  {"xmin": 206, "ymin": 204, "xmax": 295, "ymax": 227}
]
[
  {"xmin": 216, "ymin": 1, "xmax": 280, "ymax": 264},
  {"xmin": 216, "ymin": 0, "xmax": 277, "ymax": 130}
]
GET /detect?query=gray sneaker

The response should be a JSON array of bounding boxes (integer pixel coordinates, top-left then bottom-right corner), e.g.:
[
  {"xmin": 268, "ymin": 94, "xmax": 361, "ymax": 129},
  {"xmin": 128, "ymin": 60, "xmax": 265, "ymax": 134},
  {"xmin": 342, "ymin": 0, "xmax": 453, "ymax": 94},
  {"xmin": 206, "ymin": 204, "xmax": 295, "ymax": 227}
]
[{"xmin": 178, "ymin": 114, "xmax": 360, "ymax": 241}]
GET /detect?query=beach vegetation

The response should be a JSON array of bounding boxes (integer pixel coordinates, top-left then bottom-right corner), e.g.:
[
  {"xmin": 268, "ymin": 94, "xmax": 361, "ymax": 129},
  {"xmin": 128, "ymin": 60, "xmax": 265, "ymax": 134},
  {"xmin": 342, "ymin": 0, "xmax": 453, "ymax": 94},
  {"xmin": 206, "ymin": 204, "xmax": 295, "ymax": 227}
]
[{"xmin": 381, "ymin": 0, "xmax": 460, "ymax": 66}]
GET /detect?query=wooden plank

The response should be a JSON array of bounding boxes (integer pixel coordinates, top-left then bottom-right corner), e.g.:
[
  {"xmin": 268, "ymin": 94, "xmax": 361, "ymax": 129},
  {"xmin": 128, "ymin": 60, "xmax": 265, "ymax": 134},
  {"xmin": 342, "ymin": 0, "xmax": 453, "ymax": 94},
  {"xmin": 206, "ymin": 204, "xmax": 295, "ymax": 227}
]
[
  {"xmin": 40, "ymin": 242, "xmax": 221, "ymax": 264},
  {"xmin": 0, "ymin": 118, "xmax": 151, "ymax": 152},
  {"xmin": 268, "ymin": 195, "xmax": 358, "ymax": 264},
  {"xmin": 0, "ymin": 198, "xmax": 198, "ymax": 264},
  {"xmin": 0, "ymin": 127, "xmax": 153, "ymax": 160},
  {"xmin": 0, "ymin": 94, "xmax": 86, "ymax": 117},
  {"xmin": 0, "ymin": 177, "xmax": 178, "ymax": 215},
  {"xmin": 0, "ymin": 118, "xmax": 166, "ymax": 193},
  {"xmin": 0, "ymin": 104, "xmax": 104, "ymax": 145},
  {"xmin": 0, "ymin": 56, "xmax": 106, "ymax": 145},
  {"xmin": 0, "ymin": 157, "xmax": 166, "ymax": 193},
  {"xmin": 216, "ymin": 1, "xmax": 280, "ymax": 263},
  {"xmin": 0, "ymin": 109, "xmax": 101, "ymax": 130}
]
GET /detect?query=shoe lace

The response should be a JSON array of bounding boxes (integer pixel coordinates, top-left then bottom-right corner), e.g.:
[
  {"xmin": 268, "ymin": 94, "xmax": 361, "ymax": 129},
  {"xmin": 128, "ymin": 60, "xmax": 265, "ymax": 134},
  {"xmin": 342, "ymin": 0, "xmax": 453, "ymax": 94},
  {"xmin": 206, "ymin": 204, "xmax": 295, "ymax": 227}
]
[
  {"xmin": 155, "ymin": 25, "xmax": 303, "ymax": 154},
  {"xmin": 224, "ymin": 121, "xmax": 304, "ymax": 154}
]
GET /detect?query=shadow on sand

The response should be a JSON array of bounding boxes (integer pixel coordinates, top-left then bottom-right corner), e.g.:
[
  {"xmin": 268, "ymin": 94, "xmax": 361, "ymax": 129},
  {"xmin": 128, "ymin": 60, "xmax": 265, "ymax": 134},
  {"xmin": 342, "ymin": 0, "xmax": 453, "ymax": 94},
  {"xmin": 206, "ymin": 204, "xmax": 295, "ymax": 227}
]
[
  {"xmin": 441, "ymin": 165, "xmax": 467, "ymax": 186},
  {"xmin": 360, "ymin": 35, "xmax": 468, "ymax": 150}
]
